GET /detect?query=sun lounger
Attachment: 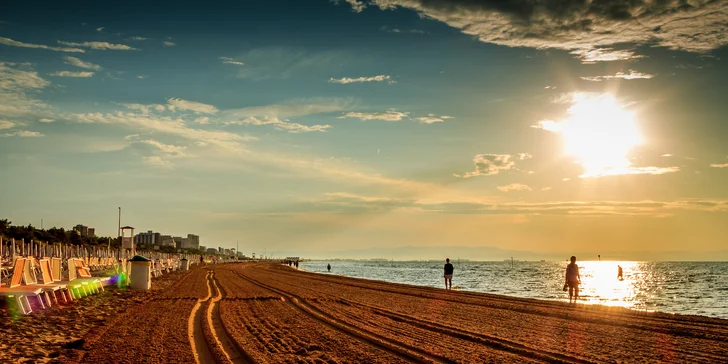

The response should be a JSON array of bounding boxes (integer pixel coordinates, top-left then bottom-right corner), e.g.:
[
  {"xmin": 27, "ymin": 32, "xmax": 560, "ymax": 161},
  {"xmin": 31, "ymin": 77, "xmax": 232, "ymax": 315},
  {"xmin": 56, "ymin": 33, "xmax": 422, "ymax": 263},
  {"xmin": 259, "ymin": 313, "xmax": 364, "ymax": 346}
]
[
  {"xmin": 70, "ymin": 259, "xmax": 104, "ymax": 293},
  {"xmin": 24, "ymin": 257, "xmax": 64, "ymax": 306},
  {"xmin": 0, "ymin": 258, "xmax": 48, "ymax": 314},
  {"xmin": 51, "ymin": 257, "xmax": 90, "ymax": 299},
  {"xmin": 36, "ymin": 258, "xmax": 73, "ymax": 303}
]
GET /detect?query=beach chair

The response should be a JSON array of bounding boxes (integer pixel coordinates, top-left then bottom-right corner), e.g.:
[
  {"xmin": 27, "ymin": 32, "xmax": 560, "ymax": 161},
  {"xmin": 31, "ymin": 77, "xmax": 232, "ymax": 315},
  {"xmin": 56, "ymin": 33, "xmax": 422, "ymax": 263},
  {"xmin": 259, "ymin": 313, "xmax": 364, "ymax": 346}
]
[
  {"xmin": 0, "ymin": 258, "xmax": 47, "ymax": 314},
  {"xmin": 24, "ymin": 257, "xmax": 63, "ymax": 306},
  {"xmin": 51, "ymin": 258, "xmax": 90, "ymax": 299},
  {"xmin": 36, "ymin": 259, "xmax": 73, "ymax": 303},
  {"xmin": 72, "ymin": 259, "xmax": 106, "ymax": 292}
]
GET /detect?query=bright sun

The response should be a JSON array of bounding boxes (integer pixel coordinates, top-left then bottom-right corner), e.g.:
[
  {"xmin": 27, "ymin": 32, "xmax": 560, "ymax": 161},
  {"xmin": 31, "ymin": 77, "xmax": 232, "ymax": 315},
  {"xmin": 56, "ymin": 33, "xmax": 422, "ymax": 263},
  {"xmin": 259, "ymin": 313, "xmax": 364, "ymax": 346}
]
[{"xmin": 541, "ymin": 93, "xmax": 642, "ymax": 177}]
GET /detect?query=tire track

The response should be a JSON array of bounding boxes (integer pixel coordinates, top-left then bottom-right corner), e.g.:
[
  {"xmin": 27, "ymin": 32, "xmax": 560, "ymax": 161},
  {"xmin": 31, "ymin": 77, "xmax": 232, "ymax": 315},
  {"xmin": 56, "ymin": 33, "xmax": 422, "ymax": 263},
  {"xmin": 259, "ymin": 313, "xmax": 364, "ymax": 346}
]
[
  {"xmin": 244, "ymin": 264, "xmax": 728, "ymax": 363},
  {"xmin": 230, "ymin": 267, "xmax": 447, "ymax": 364},
  {"xmin": 188, "ymin": 269, "xmax": 254, "ymax": 364}
]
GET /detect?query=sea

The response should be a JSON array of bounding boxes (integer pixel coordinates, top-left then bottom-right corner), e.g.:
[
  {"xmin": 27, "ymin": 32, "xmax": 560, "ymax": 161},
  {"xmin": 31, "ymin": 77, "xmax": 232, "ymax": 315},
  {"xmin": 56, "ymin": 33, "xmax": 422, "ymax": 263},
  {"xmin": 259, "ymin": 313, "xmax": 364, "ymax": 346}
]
[{"xmin": 300, "ymin": 260, "xmax": 728, "ymax": 319}]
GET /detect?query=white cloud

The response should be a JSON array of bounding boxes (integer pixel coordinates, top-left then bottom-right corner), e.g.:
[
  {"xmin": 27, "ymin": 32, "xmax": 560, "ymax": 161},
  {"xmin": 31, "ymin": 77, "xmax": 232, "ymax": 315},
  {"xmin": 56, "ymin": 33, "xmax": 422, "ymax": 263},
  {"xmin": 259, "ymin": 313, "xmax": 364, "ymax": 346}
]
[
  {"xmin": 227, "ymin": 116, "xmax": 332, "ymax": 133},
  {"xmin": 137, "ymin": 75, "xmax": 147, "ymax": 79},
  {"xmin": 96, "ymin": 27, "xmax": 105, "ymax": 32},
  {"xmin": 130, "ymin": 36, "xmax": 148, "ymax": 41},
  {"xmin": 57, "ymin": 40, "xmax": 138, "ymax": 51},
  {"xmin": 63, "ymin": 56, "xmax": 102, "ymax": 71},
  {"xmin": 167, "ymin": 98, "xmax": 219, "ymax": 114},
  {"xmin": 123, "ymin": 103, "xmax": 167, "ymax": 114},
  {"xmin": 517, "ymin": 153, "xmax": 532, "ymax": 160},
  {"xmin": 0, "ymin": 62, "xmax": 53, "ymax": 119},
  {"xmin": 570, "ymin": 48, "xmax": 644, "ymax": 64},
  {"xmin": 224, "ymin": 98, "xmax": 353, "ymax": 120},
  {"xmin": 138, "ymin": 139, "xmax": 188, "ymax": 156},
  {"xmin": 2, "ymin": 130, "xmax": 44, "ymax": 137},
  {"xmin": 460, "ymin": 154, "xmax": 520, "ymax": 178},
  {"xmin": 363, "ymin": 0, "xmax": 728, "ymax": 56},
  {"xmin": 581, "ymin": 70, "xmax": 655, "ymax": 82},
  {"xmin": 530, "ymin": 119, "xmax": 561, "ymax": 132},
  {"xmin": 235, "ymin": 47, "xmax": 345, "ymax": 80},
  {"xmin": 710, "ymin": 163, "xmax": 728, "ymax": 168},
  {"xmin": 414, "ymin": 116, "xmax": 443, "ymax": 124},
  {"xmin": 0, "ymin": 37, "xmax": 84, "ymax": 53},
  {"xmin": 163, "ymin": 41, "xmax": 176, "ymax": 47},
  {"xmin": 48, "ymin": 71, "xmax": 95, "ymax": 77},
  {"xmin": 333, "ymin": 0, "xmax": 367, "ymax": 13},
  {"xmin": 193, "ymin": 116, "xmax": 211, "ymax": 125},
  {"xmin": 497, "ymin": 183, "xmax": 532, "ymax": 192},
  {"xmin": 339, "ymin": 110, "xmax": 409, "ymax": 121},
  {"xmin": 220, "ymin": 57, "xmax": 244, "ymax": 65},
  {"xmin": 39, "ymin": 118, "xmax": 55, "ymax": 123},
  {"xmin": 0, "ymin": 120, "xmax": 15, "ymax": 130},
  {"xmin": 329, "ymin": 75, "xmax": 393, "ymax": 84},
  {"xmin": 580, "ymin": 166, "xmax": 680, "ymax": 178}
]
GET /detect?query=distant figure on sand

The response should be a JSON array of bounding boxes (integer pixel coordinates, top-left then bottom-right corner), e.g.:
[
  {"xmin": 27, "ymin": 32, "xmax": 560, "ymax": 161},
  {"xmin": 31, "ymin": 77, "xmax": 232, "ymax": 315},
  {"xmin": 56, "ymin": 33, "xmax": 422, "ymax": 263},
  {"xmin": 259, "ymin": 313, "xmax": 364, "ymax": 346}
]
[
  {"xmin": 444, "ymin": 258, "xmax": 454, "ymax": 290},
  {"xmin": 327, "ymin": 263, "xmax": 331, "ymax": 272},
  {"xmin": 200, "ymin": 255, "xmax": 204, "ymax": 265},
  {"xmin": 618, "ymin": 265, "xmax": 624, "ymax": 281},
  {"xmin": 565, "ymin": 256, "xmax": 581, "ymax": 303}
]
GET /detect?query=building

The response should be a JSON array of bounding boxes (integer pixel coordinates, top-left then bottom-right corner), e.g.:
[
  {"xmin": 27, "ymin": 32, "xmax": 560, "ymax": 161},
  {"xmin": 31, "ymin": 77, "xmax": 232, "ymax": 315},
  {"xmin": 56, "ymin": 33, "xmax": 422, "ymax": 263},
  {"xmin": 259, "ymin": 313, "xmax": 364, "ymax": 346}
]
[
  {"xmin": 73, "ymin": 224, "xmax": 96, "ymax": 237},
  {"xmin": 206, "ymin": 248, "xmax": 218, "ymax": 254},
  {"xmin": 173, "ymin": 236, "xmax": 183, "ymax": 249},
  {"xmin": 186, "ymin": 234, "xmax": 200, "ymax": 250},
  {"xmin": 134, "ymin": 230, "xmax": 161, "ymax": 246},
  {"xmin": 199, "ymin": 245, "xmax": 206, "ymax": 252},
  {"xmin": 159, "ymin": 235, "xmax": 174, "ymax": 247}
]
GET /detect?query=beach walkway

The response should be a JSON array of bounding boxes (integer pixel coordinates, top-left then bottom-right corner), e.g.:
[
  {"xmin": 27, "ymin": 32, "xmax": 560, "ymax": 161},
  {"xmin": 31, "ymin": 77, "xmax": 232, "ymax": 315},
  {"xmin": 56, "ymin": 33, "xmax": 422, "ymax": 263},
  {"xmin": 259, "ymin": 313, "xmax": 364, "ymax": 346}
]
[{"xmin": 26, "ymin": 263, "xmax": 728, "ymax": 363}]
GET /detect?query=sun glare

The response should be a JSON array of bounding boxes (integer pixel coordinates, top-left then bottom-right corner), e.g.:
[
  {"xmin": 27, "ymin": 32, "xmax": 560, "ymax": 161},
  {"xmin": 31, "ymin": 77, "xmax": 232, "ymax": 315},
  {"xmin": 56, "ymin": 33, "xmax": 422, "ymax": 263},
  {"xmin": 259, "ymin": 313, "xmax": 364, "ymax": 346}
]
[{"xmin": 552, "ymin": 94, "xmax": 642, "ymax": 177}]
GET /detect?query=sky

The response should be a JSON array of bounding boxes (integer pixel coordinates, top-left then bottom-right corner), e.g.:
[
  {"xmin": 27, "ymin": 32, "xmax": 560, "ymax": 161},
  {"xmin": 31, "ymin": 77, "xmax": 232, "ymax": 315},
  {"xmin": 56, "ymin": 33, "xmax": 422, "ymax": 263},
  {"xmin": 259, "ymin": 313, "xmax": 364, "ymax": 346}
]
[{"xmin": 1, "ymin": 0, "xmax": 727, "ymax": 260}]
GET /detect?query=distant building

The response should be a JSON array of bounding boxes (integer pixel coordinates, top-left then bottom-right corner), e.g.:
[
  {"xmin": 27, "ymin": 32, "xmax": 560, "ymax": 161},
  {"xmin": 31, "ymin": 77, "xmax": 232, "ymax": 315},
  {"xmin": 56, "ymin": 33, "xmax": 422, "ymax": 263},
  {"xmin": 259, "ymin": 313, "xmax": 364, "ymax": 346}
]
[
  {"xmin": 159, "ymin": 235, "xmax": 174, "ymax": 247},
  {"xmin": 206, "ymin": 248, "xmax": 218, "ymax": 254},
  {"xmin": 199, "ymin": 245, "xmax": 206, "ymax": 252},
  {"xmin": 73, "ymin": 224, "xmax": 95, "ymax": 237},
  {"xmin": 186, "ymin": 234, "xmax": 200, "ymax": 249},
  {"xmin": 173, "ymin": 236, "xmax": 183, "ymax": 249},
  {"xmin": 134, "ymin": 230, "xmax": 159, "ymax": 246}
]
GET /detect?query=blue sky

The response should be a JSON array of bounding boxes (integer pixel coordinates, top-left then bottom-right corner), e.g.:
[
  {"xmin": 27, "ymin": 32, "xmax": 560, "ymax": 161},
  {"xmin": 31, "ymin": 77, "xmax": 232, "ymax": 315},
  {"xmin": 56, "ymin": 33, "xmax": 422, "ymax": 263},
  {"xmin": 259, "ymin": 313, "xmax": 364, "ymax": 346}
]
[{"xmin": 1, "ymin": 0, "xmax": 727, "ymax": 259}]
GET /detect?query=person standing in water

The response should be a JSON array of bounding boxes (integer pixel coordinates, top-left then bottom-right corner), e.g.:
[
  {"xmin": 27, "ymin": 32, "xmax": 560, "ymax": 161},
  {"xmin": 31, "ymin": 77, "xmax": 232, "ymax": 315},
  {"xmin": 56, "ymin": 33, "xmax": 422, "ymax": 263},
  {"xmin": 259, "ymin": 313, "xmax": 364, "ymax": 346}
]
[
  {"xmin": 327, "ymin": 263, "xmax": 331, "ymax": 272},
  {"xmin": 565, "ymin": 256, "xmax": 581, "ymax": 303},
  {"xmin": 444, "ymin": 258, "xmax": 454, "ymax": 290},
  {"xmin": 617, "ymin": 265, "xmax": 624, "ymax": 281}
]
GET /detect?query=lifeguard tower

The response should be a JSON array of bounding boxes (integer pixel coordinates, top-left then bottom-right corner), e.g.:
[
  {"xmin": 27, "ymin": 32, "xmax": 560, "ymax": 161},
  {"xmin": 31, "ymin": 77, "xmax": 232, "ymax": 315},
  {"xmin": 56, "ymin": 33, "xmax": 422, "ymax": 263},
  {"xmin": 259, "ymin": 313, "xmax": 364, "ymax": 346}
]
[{"xmin": 120, "ymin": 226, "xmax": 135, "ymax": 258}]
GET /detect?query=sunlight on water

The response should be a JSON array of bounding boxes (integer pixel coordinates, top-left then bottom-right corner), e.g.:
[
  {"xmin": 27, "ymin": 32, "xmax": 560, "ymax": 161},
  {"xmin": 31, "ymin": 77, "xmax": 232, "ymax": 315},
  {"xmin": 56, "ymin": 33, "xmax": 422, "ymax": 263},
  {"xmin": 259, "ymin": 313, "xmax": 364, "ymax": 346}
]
[{"xmin": 301, "ymin": 260, "xmax": 728, "ymax": 318}]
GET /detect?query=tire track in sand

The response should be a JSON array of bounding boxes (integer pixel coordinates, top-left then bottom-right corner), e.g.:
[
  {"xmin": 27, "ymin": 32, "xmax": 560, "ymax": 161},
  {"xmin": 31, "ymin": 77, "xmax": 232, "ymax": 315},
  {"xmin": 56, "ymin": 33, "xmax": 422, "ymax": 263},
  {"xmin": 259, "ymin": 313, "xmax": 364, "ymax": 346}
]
[
  {"xmin": 189, "ymin": 269, "xmax": 254, "ymax": 364},
  {"xmin": 230, "ymin": 267, "xmax": 448, "ymax": 364}
]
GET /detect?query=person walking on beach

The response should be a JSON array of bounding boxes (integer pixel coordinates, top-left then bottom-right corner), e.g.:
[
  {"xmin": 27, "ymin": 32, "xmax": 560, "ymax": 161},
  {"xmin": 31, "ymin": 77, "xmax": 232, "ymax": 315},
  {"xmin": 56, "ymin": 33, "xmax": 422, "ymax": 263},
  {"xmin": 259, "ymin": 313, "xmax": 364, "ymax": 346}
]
[
  {"xmin": 617, "ymin": 265, "xmax": 623, "ymax": 281},
  {"xmin": 327, "ymin": 263, "xmax": 331, "ymax": 272},
  {"xmin": 565, "ymin": 256, "xmax": 581, "ymax": 303},
  {"xmin": 444, "ymin": 258, "xmax": 454, "ymax": 290}
]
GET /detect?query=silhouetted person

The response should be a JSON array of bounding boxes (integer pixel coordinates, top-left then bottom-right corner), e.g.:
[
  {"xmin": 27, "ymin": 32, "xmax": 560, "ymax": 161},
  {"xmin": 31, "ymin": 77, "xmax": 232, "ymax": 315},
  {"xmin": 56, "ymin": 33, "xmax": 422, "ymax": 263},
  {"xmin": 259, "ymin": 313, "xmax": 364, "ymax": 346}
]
[
  {"xmin": 295, "ymin": 261, "xmax": 298, "ymax": 268},
  {"xmin": 618, "ymin": 265, "xmax": 624, "ymax": 281},
  {"xmin": 444, "ymin": 258, "xmax": 454, "ymax": 290},
  {"xmin": 327, "ymin": 263, "xmax": 331, "ymax": 272},
  {"xmin": 565, "ymin": 256, "xmax": 581, "ymax": 303}
]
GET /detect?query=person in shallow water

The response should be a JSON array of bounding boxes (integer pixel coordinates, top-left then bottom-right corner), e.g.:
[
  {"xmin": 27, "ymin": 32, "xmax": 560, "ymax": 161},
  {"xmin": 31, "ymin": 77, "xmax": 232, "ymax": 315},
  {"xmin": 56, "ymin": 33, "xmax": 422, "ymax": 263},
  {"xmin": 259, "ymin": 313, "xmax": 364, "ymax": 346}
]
[
  {"xmin": 618, "ymin": 265, "xmax": 624, "ymax": 281},
  {"xmin": 327, "ymin": 263, "xmax": 331, "ymax": 272},
  {"xmin": 565, "ymin": 256, "xmax": 581, "ymax": 303},
  {"xmin": 444, "ymin": 258, "xmax": 454, "ymax": 290}
]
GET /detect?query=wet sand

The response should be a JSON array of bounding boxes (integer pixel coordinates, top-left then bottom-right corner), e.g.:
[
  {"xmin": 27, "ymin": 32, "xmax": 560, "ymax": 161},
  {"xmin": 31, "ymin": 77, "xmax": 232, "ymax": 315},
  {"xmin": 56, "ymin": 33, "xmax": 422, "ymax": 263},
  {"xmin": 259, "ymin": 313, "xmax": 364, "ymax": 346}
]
[{"xmin": 3, "ymin": 263, "xmax": 727, "ymax": 363}]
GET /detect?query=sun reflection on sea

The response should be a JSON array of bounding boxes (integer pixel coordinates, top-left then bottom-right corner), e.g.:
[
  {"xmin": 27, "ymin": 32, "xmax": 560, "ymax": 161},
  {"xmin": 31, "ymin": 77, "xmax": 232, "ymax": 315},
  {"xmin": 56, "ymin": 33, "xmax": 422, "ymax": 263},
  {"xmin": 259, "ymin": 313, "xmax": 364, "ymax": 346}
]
[{"xmin": 577, "ymin": 261, "xmax": 651, "ymax": 309}]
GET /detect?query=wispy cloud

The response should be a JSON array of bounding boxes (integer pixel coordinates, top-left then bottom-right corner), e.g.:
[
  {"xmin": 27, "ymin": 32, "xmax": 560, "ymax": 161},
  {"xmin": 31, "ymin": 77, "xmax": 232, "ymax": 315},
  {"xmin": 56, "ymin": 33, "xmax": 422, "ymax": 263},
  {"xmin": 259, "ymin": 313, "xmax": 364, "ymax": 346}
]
[
  {"xmin": 130, "ymin": 36, "xmax": 148, "ymax": 41},
  {"xmin": 167, "ymin": 98, "xmax": 218, "ymax": 114},
  {"xmin": 339, "ymin": 110, "xmax": 409, "ymax": 121},
  {"xmin": 497, "ymin": 183, "xmax": 532, "ymax": 192},
  {"xmin": 710, "ymin": 163, "xmax": 728, "ymax": 168},
  {"xmin": 48, "ymin": 71, "xmax": 95, "ymax": 77},
  {"xmin": 224, "ymin": 98, "xmax": 353, "ymax": 120},
  {"xmin": 332, "ymin": 0, "xmax": 367, "ymax": 13},
  {"xmin": 357, "ymin": 1, "xmax": 728, "ymax": 56},
  {"xmin": 457, "ymin": 154, "xmax": 525, "ymax": 178},
  {"xmin": 226, "ymin": 116, "xmax": 332, "ymax": 133},
  {"xmin": 96, "ymin": 27, "xmax": 105, "ymax": 32},
  {"xmin": 0, "ymin": 120, "xmax": 15, "ymax": 130},
  {"xmin": 570, "ymin": 48, "xmax": 644, "ymax": 64},
  {"xmin": 235, "ymin": 47, "xmax": 345, "ymax": 80},
  {"xmin": 329, "ymin": 75, "xmax": 393, "ymax": 84},
  {"xmin": 581, "ymin": 70, "xmax": 655, "ymax": 82},
  {"xmin": 58, "ymin": 40, "xmax": 138, "ymax": 51},
  {"xmin": 580, "ymin": 166, "xmax": 680, "ymax": 178},
  {"xmin": 380, "ymin": 26, "xmax": 426, "ymax": 34},
  {"xmin": 39, "ymin": 118, "xmax": 54, "ymax": 123},
  {"xmin": 0, "ymin": 62, "xmax": 53, "ymax": 119},
  {"xmin": 63, "ymin": 56, "xmax": 102, "ymax": 71},
  {"xmin": 0, "ymin": 37, "xmax": 84, "ymax": 53},
  {"xmin": 220, "ymin": 57, "xmax": 244, "ymax": 65},
  {"xmin": 2, "ymin": 130, "xmax": 44, "ymax": 137},
  {"xmin": 163, "ymin": 41, "xmax": 176, "ymax": 47}
]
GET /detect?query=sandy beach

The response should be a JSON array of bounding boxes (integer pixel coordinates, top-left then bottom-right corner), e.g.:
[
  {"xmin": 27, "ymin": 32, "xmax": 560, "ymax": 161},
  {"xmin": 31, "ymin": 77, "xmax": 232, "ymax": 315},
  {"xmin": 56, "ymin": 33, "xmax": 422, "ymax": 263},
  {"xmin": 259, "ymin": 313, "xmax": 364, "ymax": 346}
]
[{"xmin": 3, "ymin": 262, "xmax": 727, "ymax": 363}]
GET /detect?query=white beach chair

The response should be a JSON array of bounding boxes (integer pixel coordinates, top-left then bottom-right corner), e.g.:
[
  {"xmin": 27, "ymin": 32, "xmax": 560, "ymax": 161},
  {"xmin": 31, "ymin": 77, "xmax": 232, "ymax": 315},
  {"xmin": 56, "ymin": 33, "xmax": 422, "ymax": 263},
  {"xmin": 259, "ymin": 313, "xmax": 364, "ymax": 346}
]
[
  {"xmin": 52, "ymin": 258, "xmax": 90, "ymax": 299},
  {"xmin": 0, "ymin": 258, "xmax": 47, "ymax": 314}
]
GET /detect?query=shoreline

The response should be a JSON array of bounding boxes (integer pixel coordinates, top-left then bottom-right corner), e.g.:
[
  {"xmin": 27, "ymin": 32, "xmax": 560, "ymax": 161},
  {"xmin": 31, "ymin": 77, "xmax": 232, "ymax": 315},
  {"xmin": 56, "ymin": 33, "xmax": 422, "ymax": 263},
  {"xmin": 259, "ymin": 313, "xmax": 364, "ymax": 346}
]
[{"xmin": 299, "ymin": 260, "xmax": 728, "ymax": 319}]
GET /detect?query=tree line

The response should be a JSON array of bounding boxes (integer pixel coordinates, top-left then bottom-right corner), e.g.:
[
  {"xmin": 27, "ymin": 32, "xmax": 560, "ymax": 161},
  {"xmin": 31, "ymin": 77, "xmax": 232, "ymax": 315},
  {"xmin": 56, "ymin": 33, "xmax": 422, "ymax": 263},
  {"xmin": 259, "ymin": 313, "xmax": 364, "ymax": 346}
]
[{"xmin": 0, "ymin": 219, "xmax": 120, "ymax": 248}]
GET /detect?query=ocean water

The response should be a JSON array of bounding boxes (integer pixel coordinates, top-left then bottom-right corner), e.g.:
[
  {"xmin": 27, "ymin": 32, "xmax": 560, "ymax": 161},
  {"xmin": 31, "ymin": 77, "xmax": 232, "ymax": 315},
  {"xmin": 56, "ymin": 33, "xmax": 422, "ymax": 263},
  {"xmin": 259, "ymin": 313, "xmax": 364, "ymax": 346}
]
[{"xmin": 300, "ymin": 260, "xmax": 728, "ymax": 319}]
